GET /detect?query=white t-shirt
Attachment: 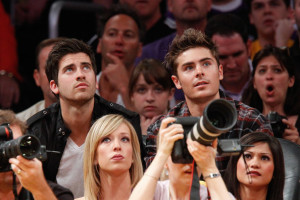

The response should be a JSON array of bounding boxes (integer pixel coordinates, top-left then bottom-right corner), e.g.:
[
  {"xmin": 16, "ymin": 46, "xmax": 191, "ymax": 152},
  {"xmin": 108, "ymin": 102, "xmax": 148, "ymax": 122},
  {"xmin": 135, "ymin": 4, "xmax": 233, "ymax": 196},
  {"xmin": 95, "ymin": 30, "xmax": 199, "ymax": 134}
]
[{"xmin": 56, "ymin": 137, "xmax": 85, "ymax": 198}]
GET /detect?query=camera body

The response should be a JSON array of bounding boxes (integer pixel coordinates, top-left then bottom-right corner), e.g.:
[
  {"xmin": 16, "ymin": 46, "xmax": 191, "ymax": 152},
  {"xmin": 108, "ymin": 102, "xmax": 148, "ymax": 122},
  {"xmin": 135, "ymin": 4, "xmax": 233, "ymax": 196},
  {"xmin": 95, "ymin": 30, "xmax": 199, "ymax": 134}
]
[
  {"xmin": 171, "ymin": 99, "xmax": 238, "ymax": 163},
  {"xmin": 0, "ymin": 124, "xmax": 47, "ymax": 172},
  {"xmin": 266, "ymin": 111, "xmax": 287, "ymax": 138}
]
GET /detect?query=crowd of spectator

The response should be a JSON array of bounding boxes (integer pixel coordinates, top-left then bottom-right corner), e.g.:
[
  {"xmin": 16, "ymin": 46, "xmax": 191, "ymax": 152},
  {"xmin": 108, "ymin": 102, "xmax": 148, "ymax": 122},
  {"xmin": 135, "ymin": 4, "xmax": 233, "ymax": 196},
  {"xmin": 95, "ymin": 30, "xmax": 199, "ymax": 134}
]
[{"xmin": 0, "ymin": 0, "xmax": 299, "ymax": 199}]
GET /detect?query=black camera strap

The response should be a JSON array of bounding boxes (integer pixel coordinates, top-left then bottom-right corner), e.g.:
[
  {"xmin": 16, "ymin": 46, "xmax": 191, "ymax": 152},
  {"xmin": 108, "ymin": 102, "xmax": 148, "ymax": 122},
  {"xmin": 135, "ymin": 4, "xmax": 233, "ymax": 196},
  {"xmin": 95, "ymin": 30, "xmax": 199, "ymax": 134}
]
[
  {"xmin": 12, "ymin": 173, "xmax": 19, "ymax": 200},
  {"xmin": 189, "ymin": 160, "xmax": 200, "ymax": 200}
]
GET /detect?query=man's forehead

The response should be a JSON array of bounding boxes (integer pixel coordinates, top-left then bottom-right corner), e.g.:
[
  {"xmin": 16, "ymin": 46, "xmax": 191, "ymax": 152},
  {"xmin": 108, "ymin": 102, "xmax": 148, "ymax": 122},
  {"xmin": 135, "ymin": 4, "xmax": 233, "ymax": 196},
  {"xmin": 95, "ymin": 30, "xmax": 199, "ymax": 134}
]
[
  {"xmin": 59, "ymin": 53, "xmax": 91, "ymax": 69},
  {"xmin": 105, "ymin": 14, "xmax": 139, "ymax": 32}
]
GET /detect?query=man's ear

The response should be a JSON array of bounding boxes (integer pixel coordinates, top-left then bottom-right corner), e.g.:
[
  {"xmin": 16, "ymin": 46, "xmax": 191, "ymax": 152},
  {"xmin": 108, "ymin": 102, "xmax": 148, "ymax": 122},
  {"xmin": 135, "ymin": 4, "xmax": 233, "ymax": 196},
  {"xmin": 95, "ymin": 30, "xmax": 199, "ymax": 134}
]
[
  {"xmin": 218, "ymin": 64, "xmax": 224, "ymax": 81},
  {"xmin": 246, "ymin": 39, "xmax": 252, "ymax": 58},
  {"xmin": 171, "ymin": 75, "xmax": 182, "ymax": 90},
  {"xmin": 96, "ymin": 38, "xmax": 102, "ymax": 54},
  {"xmin": 50, "ymin": 80, "xmax": 59, "ymax": 95},
  {"xmin": 33, "ymin": 69, "xmax": 41, "ymax": 87}
]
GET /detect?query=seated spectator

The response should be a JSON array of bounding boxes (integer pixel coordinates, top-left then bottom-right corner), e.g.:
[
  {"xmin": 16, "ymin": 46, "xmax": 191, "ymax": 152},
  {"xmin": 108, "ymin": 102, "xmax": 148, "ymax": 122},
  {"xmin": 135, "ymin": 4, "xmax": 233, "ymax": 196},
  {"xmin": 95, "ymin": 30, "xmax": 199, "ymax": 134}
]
[
  {"xmin": 224, "ymin": 132, "xmax": 285, "ymax": 200},
  {"xmin": 246, "ymin": 0, "xmax": 295, "ymax": 59},
  {"xmin": 128, "ymin": 59, "xmax": 175, "ymax": 139},
  {"xmin": 76, "ymin": 114, "xmax": 143, "ymax": 200},
  {"xmin": 96, "ymin": 4, "xmax": 143, "ymax": 108},
  {"xmin": 119, "ymin": 0, "xmax": 175, "ymax": 45},
  {"xmin": 242, "ymin": 46, "xmax": 300, "ymax": 144},
  {"xmin": 0, "ymin": 109, "xmax": 73, "ymax": 200},
  {"xmin": 205, "ymin": 14, "xmax": 252, "ymax": 101},
  {"xmin": 290, "ymin": 0, "xmax": 300, "ymax": 80},
  {"xmin": 130, "ymin": 117, "xmax": 234, "ymax": 200},
  {"xmin": 17, "ymin": 38, "xmax": 65, "ymax": 122},
  {"xmin": 0, "ymin": 1, "xmax": 21, "ymax": 109}
]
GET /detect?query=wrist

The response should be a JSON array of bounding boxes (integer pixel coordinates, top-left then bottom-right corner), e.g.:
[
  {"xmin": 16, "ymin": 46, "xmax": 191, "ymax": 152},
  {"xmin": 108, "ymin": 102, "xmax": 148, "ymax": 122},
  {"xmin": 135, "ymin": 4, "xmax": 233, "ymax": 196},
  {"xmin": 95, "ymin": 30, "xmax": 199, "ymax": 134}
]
[{"xmin": 203, "ymin": 173, "xmax": 221, "ymax": 180}]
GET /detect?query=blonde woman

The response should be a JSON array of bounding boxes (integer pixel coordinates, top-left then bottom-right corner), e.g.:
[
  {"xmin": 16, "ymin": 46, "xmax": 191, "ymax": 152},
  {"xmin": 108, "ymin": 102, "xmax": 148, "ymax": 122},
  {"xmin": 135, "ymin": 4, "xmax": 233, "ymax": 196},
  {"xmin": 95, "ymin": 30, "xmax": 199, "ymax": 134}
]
[{"xmin": 76, "ymin": 114, "xmax": 143, "ymax": 200}]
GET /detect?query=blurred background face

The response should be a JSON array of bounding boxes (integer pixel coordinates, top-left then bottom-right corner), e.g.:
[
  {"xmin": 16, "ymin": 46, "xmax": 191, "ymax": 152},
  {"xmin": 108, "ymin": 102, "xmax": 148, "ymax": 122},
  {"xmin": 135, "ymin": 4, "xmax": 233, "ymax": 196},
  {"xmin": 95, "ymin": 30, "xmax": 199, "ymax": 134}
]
[
  {"xmin": 96, "ymin": 123, "xmax": 133, "ymax": 175},
  {"xmin": 131, "ymin": 74, "xmax": 172, "ymax": 118},
  {"xmin": 168, "ymin": 0, "xmax": 211, "ymax": 22},
  {"xmin": 295, "ymin": 0, "xmax": 300, "ymax": 29},
  {"xmin": 253, "ymin": 55, "xmax": 294, "ymax": 107},
  {"xmin": 212, "ymin": 33, "xmax": 250, "ymax": 87},
  {"xmin": 98, "ymin": 14, "xmax": 142, "ymax": 69},
  {"xmin": 34, "ymin": 45, "xmax": 57, "ymax": 103},
  {"xmin": 119, "ymin": 0, "xmax": 162, "ymax": 19},
  {"xmin": 236, "ymin": 142, "xmax": 274, "ymax": 188},
  {"xmin": 165, "ymin": 157, "xmax": 194, "ymax": 186},
  {"xmin": 249, "ymin": 0, "xmax": 291, "ymax": 36}
]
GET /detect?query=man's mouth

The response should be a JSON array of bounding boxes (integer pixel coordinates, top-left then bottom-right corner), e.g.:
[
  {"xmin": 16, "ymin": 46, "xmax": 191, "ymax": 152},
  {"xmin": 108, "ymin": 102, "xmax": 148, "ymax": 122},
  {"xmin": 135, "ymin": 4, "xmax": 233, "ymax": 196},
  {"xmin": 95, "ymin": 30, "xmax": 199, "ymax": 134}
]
[
  {"xmin": 76, "ymin": 82, "xmax": 88, "ymax": 88},
  {"xmin": 194, "ymin": 81, "xmax": 208, "ymax": 87}
]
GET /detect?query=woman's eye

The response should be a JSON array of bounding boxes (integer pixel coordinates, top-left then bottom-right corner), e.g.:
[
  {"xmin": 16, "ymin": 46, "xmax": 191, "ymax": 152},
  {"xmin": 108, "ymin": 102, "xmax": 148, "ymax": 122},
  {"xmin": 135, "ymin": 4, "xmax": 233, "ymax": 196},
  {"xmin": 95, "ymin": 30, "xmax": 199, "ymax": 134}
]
[
  {"xmin": 121, "ymin": 137, "xmax": 130, "ymax": 142},
  {"xmin": 101, "ymin": 137, "xmax": 111, "ymax": 143},
  {"xmin": 244, "ymin": 154, "xmax": 252, "ymax": 159},
  {"xmin": 257, "ymin": 69, "xmax": 266, "ymax": 74},
  {"xmin": 154, "ymin": 87, "xmax": 164, "ymax": 93},
  {"xmin": 273, "ymin": 68, "xmax": 282, "ymax": 73},
  {"xmin": 136, "ymin": 87, "xmax": 146, "ymax": 94},
  {"xmin": 261, "ymin": 155, "xmax": 270, "ymax": 161}
]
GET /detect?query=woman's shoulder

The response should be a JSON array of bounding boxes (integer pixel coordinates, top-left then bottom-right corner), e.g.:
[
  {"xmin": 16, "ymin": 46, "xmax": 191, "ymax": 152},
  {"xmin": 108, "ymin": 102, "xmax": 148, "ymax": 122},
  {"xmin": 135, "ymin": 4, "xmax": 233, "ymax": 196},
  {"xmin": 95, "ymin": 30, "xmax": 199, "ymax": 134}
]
[{"xmin": 75, "ymin": 197, "xmax": 85, "ymax": 200}]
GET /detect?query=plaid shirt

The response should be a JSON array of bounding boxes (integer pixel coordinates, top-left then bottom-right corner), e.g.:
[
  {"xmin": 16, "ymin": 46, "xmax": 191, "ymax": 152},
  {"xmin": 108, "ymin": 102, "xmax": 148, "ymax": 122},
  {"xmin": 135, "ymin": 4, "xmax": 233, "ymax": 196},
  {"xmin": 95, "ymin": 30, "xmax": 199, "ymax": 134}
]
[{"xmin": 145, "ymin": 91, "xmax": 273, "ymax": 171}]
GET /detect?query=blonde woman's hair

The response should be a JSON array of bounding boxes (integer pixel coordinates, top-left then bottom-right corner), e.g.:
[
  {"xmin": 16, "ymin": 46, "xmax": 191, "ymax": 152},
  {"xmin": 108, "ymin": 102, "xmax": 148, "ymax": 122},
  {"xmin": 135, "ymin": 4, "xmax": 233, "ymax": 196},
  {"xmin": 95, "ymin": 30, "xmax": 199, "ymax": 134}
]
[{"xmin": 83, "ymin": 114, "xmax": 143, "ymax": 200}]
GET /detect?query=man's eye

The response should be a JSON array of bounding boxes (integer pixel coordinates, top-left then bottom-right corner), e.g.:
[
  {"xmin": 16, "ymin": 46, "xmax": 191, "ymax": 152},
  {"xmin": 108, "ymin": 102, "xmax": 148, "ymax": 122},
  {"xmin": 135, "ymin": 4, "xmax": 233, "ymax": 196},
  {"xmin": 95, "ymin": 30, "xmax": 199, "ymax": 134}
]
[
  {"xmin": 203, "ymin": 62, "xmax": 211, "ymax": 67},
  {"xmin": 83, "ymin": 65, "xmax": 91, "ymax": 70},
  {"xmin": 66, "ymin": 68, "xmax": 73, "ymax": 72}
]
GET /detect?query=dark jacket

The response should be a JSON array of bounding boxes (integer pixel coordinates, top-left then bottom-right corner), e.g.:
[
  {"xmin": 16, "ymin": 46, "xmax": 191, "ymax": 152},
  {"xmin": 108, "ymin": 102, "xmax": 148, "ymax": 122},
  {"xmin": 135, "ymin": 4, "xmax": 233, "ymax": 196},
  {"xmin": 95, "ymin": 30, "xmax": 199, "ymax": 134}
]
[{"xmin": 26, "ymin": 95, "xmax": 145, "ymax": 182}]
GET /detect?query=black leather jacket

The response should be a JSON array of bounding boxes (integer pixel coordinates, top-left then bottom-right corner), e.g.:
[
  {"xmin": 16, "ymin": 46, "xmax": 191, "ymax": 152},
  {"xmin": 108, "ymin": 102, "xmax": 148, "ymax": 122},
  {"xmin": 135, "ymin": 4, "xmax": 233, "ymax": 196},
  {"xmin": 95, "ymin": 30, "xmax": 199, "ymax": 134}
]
[{"xmin": 26, "ymin": 95, "xmax": 145, "ymax": 182}]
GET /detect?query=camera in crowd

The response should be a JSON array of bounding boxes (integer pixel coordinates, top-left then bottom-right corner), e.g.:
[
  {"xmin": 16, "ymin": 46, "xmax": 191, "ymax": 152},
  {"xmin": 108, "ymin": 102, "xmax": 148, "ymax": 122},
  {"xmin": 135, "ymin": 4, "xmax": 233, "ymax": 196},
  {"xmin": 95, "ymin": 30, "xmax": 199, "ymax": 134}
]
[
  {"xmin": 266, "ymin": 111, "xmax": 287, "ymax": 138},
  {"xmin": 171, "ymin": 99, "xmax": 238, "ymax": 163},
  {"xmin": 0, "ymin": 124, "xmax": 47, "ymax": 172}
]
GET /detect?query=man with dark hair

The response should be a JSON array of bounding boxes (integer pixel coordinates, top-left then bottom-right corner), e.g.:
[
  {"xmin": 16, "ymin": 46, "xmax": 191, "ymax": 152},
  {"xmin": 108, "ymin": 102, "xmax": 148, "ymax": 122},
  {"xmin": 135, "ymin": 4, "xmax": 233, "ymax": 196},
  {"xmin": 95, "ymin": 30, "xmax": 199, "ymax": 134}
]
[
  {"xmin": 17, "ymin": 38, "xmax": 65, "ymax": 121},
  {"xmin": 119, "ymin": 0, "xmax": 175, "ymax": 45},
  {"xmin": 246, "ymin": 0, "xmax": 295, "ymax": 59},
  {"xmin": 26, "ymin": 38, "xmax": 144, "ymax": 198},
  {"xmin": 0, "ymin": 109, "xmax": 74, "ymax": 200},
  {"xmin": 205, "ymin": 14, "xmax": 252, "ymax": 101},
  {"xmin": 145, "ymin": 29, "xmax": 273, "ymax": 172},
  {"xmin": 290, "ymin": 0, "xmax": 300, "ymax": 81},
  {"xmin": 96, "ymin": 4, "xmax": 143, "ymax": 108}
]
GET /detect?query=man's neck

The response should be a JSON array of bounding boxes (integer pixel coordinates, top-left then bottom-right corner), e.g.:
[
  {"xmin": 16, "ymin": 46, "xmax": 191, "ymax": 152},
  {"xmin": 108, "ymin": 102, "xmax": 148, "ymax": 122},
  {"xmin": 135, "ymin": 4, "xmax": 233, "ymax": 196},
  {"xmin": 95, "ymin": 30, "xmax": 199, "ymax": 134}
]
[
  {"xmin": 185, "ymin": 93, "xmax": 221, "ymax": 117},
  {"xmin": 142, "ymin": 10, "xmax": 162, "ymax": 30},
  {"xmin": 257, "ymin": 32, "xmax": 275, "ymax": 47},
  {"xmin": 176, "ymin": 19, "xmax": 207, "ymax": 36},
  {"xmin": 60, "ymin": 97, "xmax": 94, "ymax": 146}
]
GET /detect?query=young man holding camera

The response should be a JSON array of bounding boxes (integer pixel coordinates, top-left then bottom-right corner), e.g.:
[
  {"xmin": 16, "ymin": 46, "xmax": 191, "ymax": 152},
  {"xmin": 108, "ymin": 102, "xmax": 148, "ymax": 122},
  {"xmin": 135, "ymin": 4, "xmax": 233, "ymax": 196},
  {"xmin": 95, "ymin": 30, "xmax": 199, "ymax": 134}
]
[{"xmin": 145, "ymin": 29, "xmax": 273, "ymax": 171}]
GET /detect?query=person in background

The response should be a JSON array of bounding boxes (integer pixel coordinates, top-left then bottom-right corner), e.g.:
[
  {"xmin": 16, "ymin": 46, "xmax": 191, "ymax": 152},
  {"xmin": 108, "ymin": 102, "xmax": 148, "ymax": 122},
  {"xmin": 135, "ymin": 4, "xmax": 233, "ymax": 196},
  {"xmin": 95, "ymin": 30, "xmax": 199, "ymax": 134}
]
[
  {"xmin": 224, "ymin": 132, "xmax": 285, "ymax": 200},
  {"xmin": 128, "ymin": 59, "xmax": 175, "ymax": 140},
  {"xmin": 17, "ymin": 38, "xmax": 65, "ymax": 122},
  {"xmin": 246, "ymin": 0, "xmax": 295, "ymax": 59},
  {"xmin": 0, "ymin": 109, "xmax": 73, "ymax": 200},
  {"xmin": 130, "ymin": 117, "xmax": 234, "ymax": 200},
  {"xmin": 0, "ymin": 1, "xmax": 21, "ymax": 109},
  {"xmin": 96, "ymin": 4, "xmax": 143, "ymax": 108},
  {"xmin": 205, "ymin": 14, "xmax": 252, "ymax": 101},
  {"xmin": 242, "ymin": 45, "xmax": 300, "ymax": 144},
  {"xmin": 76, "ymin": 114, "xmax": 143, "ymax": 200},
  {"xmin": 119, "ymin": 0, "xmax": 175, "ymax": 45}
]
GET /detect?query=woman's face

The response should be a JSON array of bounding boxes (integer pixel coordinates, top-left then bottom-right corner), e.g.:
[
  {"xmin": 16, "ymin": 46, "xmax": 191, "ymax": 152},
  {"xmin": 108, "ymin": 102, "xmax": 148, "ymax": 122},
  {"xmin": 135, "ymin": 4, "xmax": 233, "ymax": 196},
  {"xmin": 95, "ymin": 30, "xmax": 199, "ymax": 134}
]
[
  {"xmin": 253, "ymin": 55, "xmax": 294, "ymax": 108},
  {"xmin": 237, "ymin": 142, "xmax": 274, "ymax": 189},
  {"xmin": 165, "ymin": 157, "xmax": 194, "ymax": 186},
  {"xmin": 131, "ymin": 74, "xmax": 173, "ymax": 118},
  {"xmin": 96, "ymin": 123, "xmax": 133, "ymax": 175}
]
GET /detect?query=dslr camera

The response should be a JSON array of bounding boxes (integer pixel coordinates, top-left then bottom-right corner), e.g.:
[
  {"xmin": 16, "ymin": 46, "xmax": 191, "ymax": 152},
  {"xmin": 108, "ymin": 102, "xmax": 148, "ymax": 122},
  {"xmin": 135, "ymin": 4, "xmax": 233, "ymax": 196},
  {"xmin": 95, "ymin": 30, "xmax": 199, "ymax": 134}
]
[
  {"xmin": 0, "ymin": 124, "xmax": 47, "ymax": 172},
  {"xmin": 171, "ymin": 99, "xmax": 238, "ymax": 163},
  {"xmin": 266, "ymin": 111, "xmax": 287, "ymax": 138}
]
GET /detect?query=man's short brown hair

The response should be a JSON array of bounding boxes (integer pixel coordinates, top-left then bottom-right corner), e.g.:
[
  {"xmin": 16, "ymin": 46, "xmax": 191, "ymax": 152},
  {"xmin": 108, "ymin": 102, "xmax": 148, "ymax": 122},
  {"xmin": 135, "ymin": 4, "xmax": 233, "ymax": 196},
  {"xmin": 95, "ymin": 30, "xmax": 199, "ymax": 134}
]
[{"xmin": 164, "ymin": 28, "xmax": 219, "ymax": 76}]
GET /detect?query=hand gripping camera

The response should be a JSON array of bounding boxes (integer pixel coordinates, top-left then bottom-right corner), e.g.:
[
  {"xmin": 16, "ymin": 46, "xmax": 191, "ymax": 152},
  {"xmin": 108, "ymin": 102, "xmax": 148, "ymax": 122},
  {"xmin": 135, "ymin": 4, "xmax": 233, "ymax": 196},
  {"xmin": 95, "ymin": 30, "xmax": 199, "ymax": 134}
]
[
  {"xmin": 171, "ymin": 99, "xmax": 238, "ymax": 163},
  {"xmin": 266, "ymin": 111, "xmax": 287, "ymax": 138},
  {"xmin": 0, "ymin": 124, "xmax": 47, "ymax": 172}
]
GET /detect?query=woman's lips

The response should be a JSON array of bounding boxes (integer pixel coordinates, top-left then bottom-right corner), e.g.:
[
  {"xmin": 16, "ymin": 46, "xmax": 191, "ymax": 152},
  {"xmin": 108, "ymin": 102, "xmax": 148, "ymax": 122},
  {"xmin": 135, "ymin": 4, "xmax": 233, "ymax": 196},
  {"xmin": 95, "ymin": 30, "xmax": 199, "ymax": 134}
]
[
  {"xmin": 111, "ymin": 154, "xmax": 124, "ymax": 161},
  {"xmin": 247, "ymin": 171, "xmax": 261, "ymax": 176}
]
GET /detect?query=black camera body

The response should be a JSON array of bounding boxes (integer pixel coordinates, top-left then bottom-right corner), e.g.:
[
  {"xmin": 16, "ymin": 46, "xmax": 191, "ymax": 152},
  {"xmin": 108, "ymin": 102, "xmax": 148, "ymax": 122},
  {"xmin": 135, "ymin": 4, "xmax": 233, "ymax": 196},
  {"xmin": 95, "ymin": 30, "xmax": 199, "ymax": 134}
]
[
  {"xmin": 171, "ymin": 99, "xmax": 238, "ymax": 163},
  {"xmin": 0, "ymin": 124, "xmax": 47, "ymax": 172},
  {"xmin": 266, "ymin": 111, "xmax": 287, "ymax": 138}
]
